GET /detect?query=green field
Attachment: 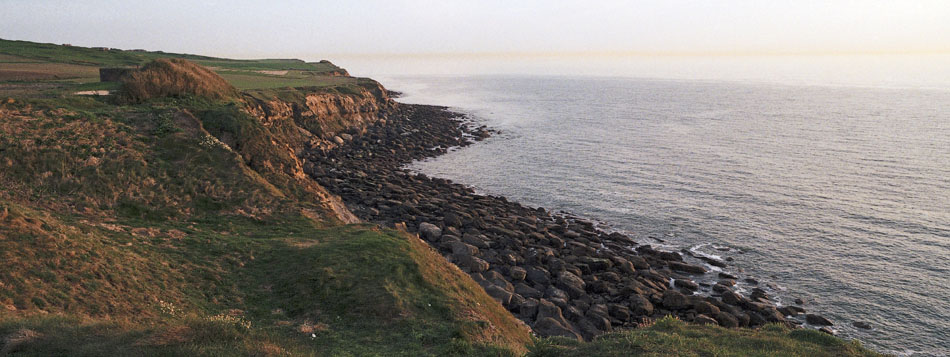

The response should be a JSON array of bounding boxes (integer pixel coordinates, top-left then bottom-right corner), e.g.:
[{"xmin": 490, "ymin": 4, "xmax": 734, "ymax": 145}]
[{"xmin": 0, "ymin": 38, "xmax": 351, "ymax": 93}]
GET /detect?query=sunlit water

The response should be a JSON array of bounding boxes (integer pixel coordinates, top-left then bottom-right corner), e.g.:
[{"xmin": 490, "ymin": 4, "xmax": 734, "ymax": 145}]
[{"xmin": 335, "ymin": 55, "xmax": 950, "ymax": 355}]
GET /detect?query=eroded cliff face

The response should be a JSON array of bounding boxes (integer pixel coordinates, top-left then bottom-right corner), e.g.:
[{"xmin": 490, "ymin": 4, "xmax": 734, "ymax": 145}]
[
  {"xmin": 236, "ymin": 79, "xmax": 396, "ymax": 223},
  {"xmin": 244, "ymin": 80, "xmax": 394, "ymax": 147}
]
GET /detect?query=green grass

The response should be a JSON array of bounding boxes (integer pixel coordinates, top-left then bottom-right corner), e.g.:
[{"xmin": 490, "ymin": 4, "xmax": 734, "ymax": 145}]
[
  {"xmin": 528, "ymin": 316, "xmax": 881, "ymax": 357},
  {"xmin": 0, "ymin": 39, "xmax": 353, "ymax": 95},
  {"xmin": 0, "ymin": 38, "xmax": 344, "ymax": 73},
  {"xmin": 218, "ymin": 71, "xmax": 355, "ymax": 90}
]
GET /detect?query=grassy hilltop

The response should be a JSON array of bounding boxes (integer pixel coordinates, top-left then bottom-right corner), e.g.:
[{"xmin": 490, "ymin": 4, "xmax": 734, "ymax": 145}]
[{"xmin": 0, "ymin": 39, "xmax": 880, "ymax": 356}]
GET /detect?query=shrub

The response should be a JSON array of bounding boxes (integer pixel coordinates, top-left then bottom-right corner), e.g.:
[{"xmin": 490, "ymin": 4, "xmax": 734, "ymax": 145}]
[{"xmin": 117, "ymin": 58, "xmax": 237, "ymax": 103}]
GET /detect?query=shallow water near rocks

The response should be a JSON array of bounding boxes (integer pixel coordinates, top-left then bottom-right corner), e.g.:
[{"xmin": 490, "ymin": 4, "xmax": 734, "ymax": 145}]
[{"xmin": 392, "ymin": 76, "xmax": 950, "ymax": 355}]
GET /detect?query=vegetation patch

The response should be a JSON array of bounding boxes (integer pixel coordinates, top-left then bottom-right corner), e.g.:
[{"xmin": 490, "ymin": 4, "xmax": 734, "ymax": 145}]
[
  {"xmin": 116, "ymin": 59, "xmax": 238, "ymax": 103},
  {"xmin": 528, "ymin": 316, "xmax": 880, "ymax": 357}
]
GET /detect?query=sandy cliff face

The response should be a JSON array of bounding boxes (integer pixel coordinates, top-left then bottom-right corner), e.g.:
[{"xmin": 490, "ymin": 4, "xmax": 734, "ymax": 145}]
[
  {"xmin": 237, "ymin": 80, "xmax": 395, "ymax": 223},
  {"xmin": 244, "ymin": 80, "xmax": 394, "ymax": 145}
]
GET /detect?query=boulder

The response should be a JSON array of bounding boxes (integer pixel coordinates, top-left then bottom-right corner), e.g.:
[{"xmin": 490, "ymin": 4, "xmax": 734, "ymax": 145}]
[
  {"xmin": 674, "ymin": 279, "xmax": 699, "ymax": 291},
  {"xmin": 418, "ymin": 222, "xmax": 442, "ymax": 241},
  {"xmin": 853, "ymin": 321, "xmax": 872, "ymax": 329},
  {"xmin": 485, "ymin": 285, "xmax": 513, "ymax": 306},
  {"xmin": 694, "ymin": 301, "xmax": 720, "ymax": 316},
  {"xmin": 534, "ymin": 317, "xmax": 582, "ymax": 340},
  {"xmin": 669, "ymin": 261, "xmax": 707, "ymax": 274},
  {"xmin": 449, "ymin": 241, "xmax": 478, "ymax": 256},
  {"xmin": 695, "ymin": 314, "xmax": 719, "ymax": 326},
  {"xmin": 580, "ymin": 257, "xmax": 613, "ymax": 271},
  {"xmin": 537, "ymin": 299, "xmax": 568, "ymax": 324},
  {"xmin": 519, "ymin": 298, "xmax": 539, "ymax": 319},
  {"xmin": 628, "ymin": 294, "xmax": 654, "ymax": 316},
  {"xmin": 806, "ymin": 314, "xmax": 833, "ymax": 326},
  {"xmin": 617, "ymin": 260, "xmax": 637, "ymax": 274},
  {"xmin": 715, "ymin": 311, "xmax": 739, "ymax": 328},
  {"xmin": 607, "ymin": 304, "xmax": 631, "ymax": 321},
  {"xmin": 721, "ymin": 291, "xmax": 743, "ymax": 306},
  {"xmin": 515, "ymin": 283, "xmax": 543, "ymax": 299},
  {"xmin": 509, "ymin": 266, "xmax": 527, "ymax": 281},
  {"xmin": 556, "ymin": 271, "xmax": 587, "ymax": 298},
  {"xmin": 661, "ymin": 290, "xmax": 688, "ymax": 310},
  {"xmin": 459, "ymin": 255, "xmax": 489, "ymax": 273},
  {"xmin": 628, "ymin": 256, "xmax": 650, "ymax": 270},
  {"xmin": 526, "ymin": 267, "xmax": 551, "ymax": 285}
]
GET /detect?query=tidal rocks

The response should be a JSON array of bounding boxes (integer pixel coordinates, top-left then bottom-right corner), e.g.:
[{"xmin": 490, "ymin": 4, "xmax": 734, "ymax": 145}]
[
  {"xmin": 669, "ymin": 261, "xmax": 707, "ymax": 274},
  {"xmin": 305, "ymin": 103, "xmax": 797, "ymax": 340},
  {"xmin": 806, "ymin": 314, "xmax": 834, "ymax": 326}
]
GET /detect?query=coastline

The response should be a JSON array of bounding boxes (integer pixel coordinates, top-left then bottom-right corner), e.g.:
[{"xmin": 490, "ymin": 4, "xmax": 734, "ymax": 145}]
[{"xmin": 303, "ymin": 102, "xmax": 830, "ymax": 340}]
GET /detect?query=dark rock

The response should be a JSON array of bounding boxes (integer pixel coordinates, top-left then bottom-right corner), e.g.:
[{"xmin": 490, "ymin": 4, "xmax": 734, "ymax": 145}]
[
  {"xmin": 694, "ymin": 301, "xmax": 720, "ymax": 316},
  {"xmin": 712, "ymin": 283, "xmax": 730, "ymax": 293},
  {"xmin": 485, "ymin": 285, "xmax": 513, "ymax": 306},
  {"xmin": 695, "ymin": 314, "xmax": 719, "ymax": 326},
  {"xmin": 853, "ymin": 321, "xmax": 872, "ymax": 329},
  {"xmin": 509, "ymin": 266, "xmax": 527, "ymax": 281},
  {"xmin": 461, "ymin": 233, "xmax": 491, "ymax": 249},
  {"xmin": 674, "ymin": 279, "xmax": 699, "ymax": 291},
  {"xmin": 526, "ymin": 267, "xmax": 551, "ymax": 285},
  {"xmin": 519, "ymin": 298, "xmax": 539, "ymax": 318},
  {"xmin": 607, "ymin": 304, "xmax": 632, "ymax": 321},
  {"xmin": 418, "ymin": 222, "xmax": 441, "ymax": 241},
  {"xmin": 534, "ymin": 317, "xmax": 582, "ymax": 340},
  {"xmin": 628, "ymin": 294, "xmax": 654, "ymax": 316},
  {"xmin": 584, "ymin": 314, "xmax": 612, "ymax": 333},
  {"xmin": 662, "ymin": 290, "xmax": 688, "ymax": 310},
  {"xmin": 544, "ymin": 286, "xmax": 570, "ymax": 301},
  {"xmin": 718, "ymin": 272, "xmax": 738, "ymax": 280},
  {"xmin": 449, "ymin": 241, "xmax": 478, "ymax": 256},
  {"xmin": 806, "ymin": 314, "xmax": 833, "ymax": 326},
  {"xmin": 617, "ymin": 260, "xmax": 637, "ymax": 274},
  {"xmin": 515, "ymin": 283, "xmax": 543, "ymax": 299},
  {"xmin": 459, "ymin": 255, "xmax": 489, "ymax": 273},
  {"xmin": 721, "ymin": 291, "xmax": 743, "ymax": 306},
  {"xmin": 715, "ymin": 311, "xmax": 739, "ymax": 328},
  {"xmin": 556, "ymin": 271, "xmax": 587, "ymax": 298},
  {"xmin": 669, "ymin": 261, "xmax": 707, "ymax": 274},
  {"xmin": 580, "ymin": 257, "xmax": 612, "ymax": 271}
]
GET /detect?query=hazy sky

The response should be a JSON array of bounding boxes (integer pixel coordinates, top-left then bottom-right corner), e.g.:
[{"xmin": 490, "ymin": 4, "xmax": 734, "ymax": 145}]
[{"xmin": 1, "ymin": 0, "xmax": 948, "ymax": 58}]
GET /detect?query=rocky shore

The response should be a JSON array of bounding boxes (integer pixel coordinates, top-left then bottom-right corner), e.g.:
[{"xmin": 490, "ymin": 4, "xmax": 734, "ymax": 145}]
[{"xmin": 302, "ymin": 104, "xmax": 827, "ymax": 340}]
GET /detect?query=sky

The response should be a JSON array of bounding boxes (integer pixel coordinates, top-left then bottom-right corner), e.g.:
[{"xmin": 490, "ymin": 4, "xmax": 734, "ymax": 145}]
[{"xmin": 1, "ymin": 0, "xmax": 949, "ymax": 59}]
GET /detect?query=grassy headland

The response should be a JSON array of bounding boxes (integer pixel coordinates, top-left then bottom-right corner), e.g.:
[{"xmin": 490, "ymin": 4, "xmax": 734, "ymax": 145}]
[{"xmin": 0, "ymin": 39, "xmax": 880, "ymax": 356}]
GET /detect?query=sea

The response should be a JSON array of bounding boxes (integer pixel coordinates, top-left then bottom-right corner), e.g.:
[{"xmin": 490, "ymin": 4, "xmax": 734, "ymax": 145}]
[{"xmin": 331, "ymin": 54, "xmax": 950, "ymax": 356}]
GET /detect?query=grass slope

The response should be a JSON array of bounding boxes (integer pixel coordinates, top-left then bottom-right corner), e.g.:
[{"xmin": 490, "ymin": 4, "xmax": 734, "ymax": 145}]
[
  {"xmin": 530, "ymin": 316, "xmax": 880, "ymax": 357},
  {"xmin": 0, "ymin": 85, "xmax": 530, "ymax": 355}
]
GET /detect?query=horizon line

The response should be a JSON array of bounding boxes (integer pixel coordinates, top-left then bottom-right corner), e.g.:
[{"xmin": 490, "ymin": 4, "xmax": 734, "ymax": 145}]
[{"xmin": 314, "ymin": 49, "xmax": 950, "ymax": 59}]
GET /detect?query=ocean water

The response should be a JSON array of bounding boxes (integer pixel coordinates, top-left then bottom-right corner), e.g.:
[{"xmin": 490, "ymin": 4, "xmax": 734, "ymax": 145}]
[{"xmin": 332, "ymin": 55, "xmax": 950, "ymax": 355}]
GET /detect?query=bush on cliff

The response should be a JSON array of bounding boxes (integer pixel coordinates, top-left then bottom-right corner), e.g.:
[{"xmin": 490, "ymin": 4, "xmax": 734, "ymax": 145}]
[{"xmin": 117, "ymin": 58, "xmax": 237, "ymax": 103}]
